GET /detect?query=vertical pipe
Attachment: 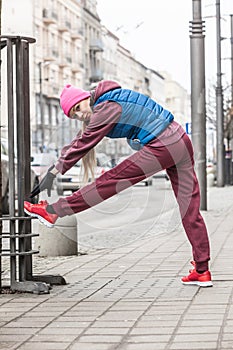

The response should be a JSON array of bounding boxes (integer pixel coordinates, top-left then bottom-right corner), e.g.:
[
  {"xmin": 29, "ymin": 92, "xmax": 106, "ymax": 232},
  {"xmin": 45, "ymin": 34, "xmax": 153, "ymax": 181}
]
[
  {"xmin": 39, "ymin": 62, "xmax": 44, "ymax": 151},
  {"xmin": 231, "ymin": 15, "xmax": 233, "ymax": 109},
  {"xmin": 216, "ymin": 0, "xmax": 225, "ymax": 187},
  {"xmin": 190, "ymin": 0, "xmax": 207, "ymax": 210},
  {"xmin": 0, "ymin": 4, "xmax": 2, "ymax": 292},
  {"xmin": 15, "ymin": 37, "xmax": 26, "ymax": 281},
  {"xmin": 230, "ymin": 15, "xmax": 233, "ymax": 185},
  {"xmin": 7, "ymin": 38, "xmax": 17, "ymax": 284},
  {"xmin": 22, "ymin": 40, "xmax": 33, "ymax": 279}
]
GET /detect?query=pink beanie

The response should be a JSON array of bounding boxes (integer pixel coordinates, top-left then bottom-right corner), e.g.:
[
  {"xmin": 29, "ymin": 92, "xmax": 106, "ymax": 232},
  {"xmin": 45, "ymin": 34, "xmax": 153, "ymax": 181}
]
[{"xmin": 60, "ymin": 84, "xmax": 91, "ymax": 117}]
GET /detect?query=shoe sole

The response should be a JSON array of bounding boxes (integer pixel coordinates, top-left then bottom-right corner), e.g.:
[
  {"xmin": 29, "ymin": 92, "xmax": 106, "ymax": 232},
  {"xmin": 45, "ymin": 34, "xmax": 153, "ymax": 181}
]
[
  {"xmin": 24, "ymin": 208, "xmax": 54, "ymax": 228},
  {"xmin": 182, "ymin": 281, "xmax": 213, "ymax": 287}
]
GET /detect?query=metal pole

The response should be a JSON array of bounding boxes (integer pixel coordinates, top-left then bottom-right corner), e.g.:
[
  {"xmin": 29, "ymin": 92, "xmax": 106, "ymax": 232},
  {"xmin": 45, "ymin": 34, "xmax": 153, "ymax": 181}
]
[
  {"xmin": 216, "ymin": 0, "xmax": 225, "ymax": 187},
  {"xmin": 190, "ymin": 0, "xmax": 207, "ymax": 210},
  {"xmin": 7, "ymin": 38, "xmax": 17, "ymax": 285},
  {"xmin": 39, "ymin": 62, "xmax": 44, "ymax": 151},
  {"xmin": 230, "ymin": 14, "xmax": 233, "ymax": 185},
  {"xmin": 0, "ymin": 1, "xmax": 2, "ymax": 291},
  {"xmin": 231, "ymin": 15, "xmax": 233, "ymax": 109}
]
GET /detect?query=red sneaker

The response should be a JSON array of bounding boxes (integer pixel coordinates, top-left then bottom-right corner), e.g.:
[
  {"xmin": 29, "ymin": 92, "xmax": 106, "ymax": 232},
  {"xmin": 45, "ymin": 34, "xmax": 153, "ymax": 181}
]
[
  {"xmin": 24, "ymin": 200, "xmax": 58, "ymax": 228},
  {"xmin": 182, "ymin": 264, "xmax": 213, "ymax": 287}
]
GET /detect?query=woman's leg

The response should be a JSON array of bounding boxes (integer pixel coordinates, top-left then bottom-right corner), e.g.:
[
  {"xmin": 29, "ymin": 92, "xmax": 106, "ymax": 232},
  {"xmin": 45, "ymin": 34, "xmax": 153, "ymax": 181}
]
[
  {"xmin": 52, "ymin": 145, "xmax": 175, "ymax": 217},
  {"xmin": 52, "ymin": 134, "xmax": 210, "ymax": 271},
  {"xmin": 166, "ymin": 134, "xmax": 210, "ymax": 271}
]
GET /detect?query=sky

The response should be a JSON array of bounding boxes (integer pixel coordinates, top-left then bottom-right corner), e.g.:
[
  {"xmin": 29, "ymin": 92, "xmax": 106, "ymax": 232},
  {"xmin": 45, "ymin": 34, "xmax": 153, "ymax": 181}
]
[{"xmin": 97, "ymin": 0, "xmax": 233, "ymax": 93}]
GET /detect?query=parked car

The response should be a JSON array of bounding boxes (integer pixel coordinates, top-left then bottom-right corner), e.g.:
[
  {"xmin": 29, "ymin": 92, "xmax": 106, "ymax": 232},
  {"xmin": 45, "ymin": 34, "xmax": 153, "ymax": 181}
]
[
  {"xmin": 1, "ymin": 138, "xmax": 39, "ymax": 214},
  {"xmin": 56, "ymin": 160, "xmax": 82, "ymax": 195},
  {"xmin": 31, "ymin": 152, "xmax": 57, "ymax": 182},
  {"xmin": 56, "ymin": 153, "xmax": 112, "ymax": 195},
  {"xmin": 94, "ymin": 153, "xmax": 112, "ymax": 178},
  {"xmin": 206, "ymin": 161, "xmax": 217, "ymax": 180}
]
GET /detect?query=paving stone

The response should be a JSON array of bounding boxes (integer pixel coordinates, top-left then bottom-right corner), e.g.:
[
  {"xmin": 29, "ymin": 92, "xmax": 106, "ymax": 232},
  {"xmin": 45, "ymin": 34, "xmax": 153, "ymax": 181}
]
[
  {"xmin": 38, "ymin": 328, "xmax": 85, "ymax": 335},
  {"xmin": 120, "ymin": 344, "xmax": 167, "ymax": 350},
  {"xmin": 173, "ymin": 333, "xmax": 219, "ymax": 342},
  {"xmin": 17, "ymin": 342, "xmax": 70, "ymax": 350},
  {"xmin": 29, "ymin": 334, "xmax": 78, "ymax": 342},
  {"xmin": 4, "ymin": 320, "xmax": 52, "ymax": 328},
  {"xmin": 169, "ymin": 342, "xmax": 218, "ymax": 349},
  {"xmin": 0, "ymin": 328, "xmax": 40, "ymax": 335},
  {"xmin": 135, "ymin": 320, "xmax": 179, "ymax": 327},
  {"xmin": 222, "ymin": 333, "xmax": 233, "ymax": 341},
  {"xmin": 176, "ymin": 326, "xmax": 221, "ymax": 334},
  {"xmin": 0, "ymin": 342, "xmax": 22, "ymax": 350},
  {"xmin": 130, "ymin": 327, "xmax": 174, "ymax": 335},
  {"xmin": 76, "ymin": 334, "xmax": 123, "ymax": 343},
  {"xmin": 0, "ymin": 334, "xmax": 31, "ymax": 342},
  {"xmin": 179, "ymin": 319, "xmax": 224, "ymax": 327},
  {"xmin": 97, "ymin": 310, "xmax": 144, "ymax": 321},
  {"xmin": 125, "ymin": 334, "xmax": 171, "ymax": 343},
  {"xmin": 90, "ymin": 320, "xmax": 135, "ymax": 328},
  {"xmin": 221, "ymin": 341, "xmax": 233, "ymax": 349},
  {"xmin": 84, "ymin": 327, "xmax": 129, "ymax": 335},
  {"xmin": 46, "ymin": 321, "xmax": 91, "ymax": 328},
  {"xmin": 69, "ymin": 344, "xmax": 115, "ymax": 350}
]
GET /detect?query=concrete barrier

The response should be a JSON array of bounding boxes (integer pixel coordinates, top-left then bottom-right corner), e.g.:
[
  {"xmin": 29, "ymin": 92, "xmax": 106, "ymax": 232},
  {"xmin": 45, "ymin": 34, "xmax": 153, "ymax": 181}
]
[{"xmin": 33, "ymin": 215, "xmax": 78, "ymax": 257}]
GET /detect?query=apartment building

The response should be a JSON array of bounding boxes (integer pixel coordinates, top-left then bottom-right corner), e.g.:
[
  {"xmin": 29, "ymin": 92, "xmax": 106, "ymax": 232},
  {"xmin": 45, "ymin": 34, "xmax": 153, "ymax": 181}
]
[
  {"xmin": 161, "ymin": 71, "xmax": 191, "ymax": 129},
  {"xmin": 2, "ymin": 0, "xmax": 102, "ymax": 152},
  {"xmin": 1, "ymin": 0, "xmax": 190, "ymax": 159}
]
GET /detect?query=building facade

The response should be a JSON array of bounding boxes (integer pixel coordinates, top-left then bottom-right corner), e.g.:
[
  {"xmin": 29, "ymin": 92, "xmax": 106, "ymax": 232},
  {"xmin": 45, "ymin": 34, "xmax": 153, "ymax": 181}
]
[{"xmin": 1, "ymin": 0, "xmax": 190, "ymax": 160}]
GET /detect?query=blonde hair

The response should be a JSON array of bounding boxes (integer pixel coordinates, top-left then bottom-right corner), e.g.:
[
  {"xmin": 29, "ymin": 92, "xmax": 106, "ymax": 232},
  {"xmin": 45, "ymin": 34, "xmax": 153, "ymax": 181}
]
[{"xmin": 81, "ymin": 121, "xmax": 96, "ymax": 184}]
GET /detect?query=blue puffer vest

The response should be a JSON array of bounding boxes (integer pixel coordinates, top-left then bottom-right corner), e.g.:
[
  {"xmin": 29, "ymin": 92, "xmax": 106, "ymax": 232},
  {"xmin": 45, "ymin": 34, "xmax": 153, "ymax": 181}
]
[{"xmin": 94, "ymin": 88, "xmax": 174, "ymax": 150}]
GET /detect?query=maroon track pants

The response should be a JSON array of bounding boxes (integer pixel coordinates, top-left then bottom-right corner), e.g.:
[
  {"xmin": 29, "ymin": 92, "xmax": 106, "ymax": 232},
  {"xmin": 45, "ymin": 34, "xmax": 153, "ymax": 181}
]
[{"xmin": 53, "ymin": 133, "xmax": 210, "ymax": 270}]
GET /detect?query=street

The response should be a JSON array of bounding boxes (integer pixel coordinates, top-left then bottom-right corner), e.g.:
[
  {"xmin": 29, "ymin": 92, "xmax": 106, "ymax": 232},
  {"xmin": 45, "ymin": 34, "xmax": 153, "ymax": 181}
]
[{"xmin": 73, "ymin": 179, "xmax": 181, "ymax": 252}]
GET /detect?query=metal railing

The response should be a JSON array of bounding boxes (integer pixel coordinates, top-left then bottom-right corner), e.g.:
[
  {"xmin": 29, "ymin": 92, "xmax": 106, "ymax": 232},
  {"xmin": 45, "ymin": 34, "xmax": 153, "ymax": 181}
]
[{"xmin": 0, "ymin": 35, "xmax": 66, "ymax": 294}]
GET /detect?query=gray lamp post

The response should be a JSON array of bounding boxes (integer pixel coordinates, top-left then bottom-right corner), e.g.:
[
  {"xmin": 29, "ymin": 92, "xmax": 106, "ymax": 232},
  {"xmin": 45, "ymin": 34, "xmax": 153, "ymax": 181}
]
[
  {"xmin": 38, "ymin": 61, "xmax": 52, "ymax": 152},
  {"xmin": 38, "ymin": 61, "xmax": 44, "ymax": 152},
  {"xmin": 190, "ymin": 0, "xmax": 207, "ymax": 210},
  {"xmin": 216, "ymin": 0, "xmax": 225, "ymax": 187}
]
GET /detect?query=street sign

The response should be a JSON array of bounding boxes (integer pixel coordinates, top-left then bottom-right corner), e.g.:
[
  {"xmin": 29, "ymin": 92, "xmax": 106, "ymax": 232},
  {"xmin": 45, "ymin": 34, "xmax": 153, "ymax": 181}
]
[{"xmin": 185, "ymin": 122, "xmax": 192, "ymax": 135}]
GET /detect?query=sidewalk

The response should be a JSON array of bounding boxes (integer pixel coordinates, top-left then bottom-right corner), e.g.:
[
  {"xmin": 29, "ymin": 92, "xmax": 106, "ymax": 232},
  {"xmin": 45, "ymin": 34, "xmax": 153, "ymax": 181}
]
[{"xmin": 0, "ymin": 185, "xmax": 233, "ymax": 350}]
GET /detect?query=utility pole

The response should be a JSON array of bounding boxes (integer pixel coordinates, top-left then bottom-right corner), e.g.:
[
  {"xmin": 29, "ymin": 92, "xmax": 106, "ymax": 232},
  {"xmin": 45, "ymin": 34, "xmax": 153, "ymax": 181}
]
[
  {"xmin": 0, "ymin": 0, "xmax": 2, "ymax": 291},
  {"xmin": 216, "ymin": 0, "xmax": 225, "ymax": 187},
  {"xmin": 190, "ymin": 0, "xmax": 207, "ymax": 210},
  {"xmin": 38, "ymin": 61, "xmax": 44, "ymax": 152},
  {"xmin": 230, "ymin": 14, "xmax": 233, "ymax": 185},
  {"xmin": 231, "ymin": 15, "xmax": 233, "ymax": 109},
  {"xmin": 38, "ymin": 60, "xmax": 52, "ymax": 152}
]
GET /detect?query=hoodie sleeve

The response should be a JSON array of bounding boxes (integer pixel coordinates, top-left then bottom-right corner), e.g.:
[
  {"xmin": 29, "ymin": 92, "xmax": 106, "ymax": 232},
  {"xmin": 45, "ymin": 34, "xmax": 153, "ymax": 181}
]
[{"xmin": 55, "ymin": 101, "xmax": 122, "ymax": 174}]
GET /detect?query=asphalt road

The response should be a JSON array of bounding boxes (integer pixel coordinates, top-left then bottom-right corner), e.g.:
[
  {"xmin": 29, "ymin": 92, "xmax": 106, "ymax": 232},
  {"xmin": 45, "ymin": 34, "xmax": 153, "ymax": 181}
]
[{"xmin": 75, "ymin": 179, "xmax": 182, "ymax": 252}]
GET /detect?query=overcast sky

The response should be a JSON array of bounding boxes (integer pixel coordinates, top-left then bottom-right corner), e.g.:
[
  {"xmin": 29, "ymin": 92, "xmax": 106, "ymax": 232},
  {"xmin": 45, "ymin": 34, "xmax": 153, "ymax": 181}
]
[{"xmin": 97, "ymin": 0, "xmax": 232, "ymax": 93}]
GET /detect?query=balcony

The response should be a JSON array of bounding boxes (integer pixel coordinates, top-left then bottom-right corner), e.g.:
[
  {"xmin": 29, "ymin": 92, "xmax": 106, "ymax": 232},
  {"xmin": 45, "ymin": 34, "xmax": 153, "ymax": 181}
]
[
  {"xmin": 90, "ymin": 68, "xmax": 103, "ymax": 82},
  {"xmin": 43, "ymin": 47, "xmax": 58, "ymax": 61},
  {"xmin": 42, "ymin": 9, "xmax": 58, "ymax": 24},
  {"xmin": 58, "ymin": 20, "xmax": 72, "ymax": 33},
  {"xmin": 89, "ymin": 38, "xmax": 104, "ymax": 52},
  {"xmin": 58, "ymin": 58, "xmax": 68, "ymax": 68},
  {"xmin": 49, "ymin": 84, "xmax": 60, "ymax": 97},
  {"xmin": 72, "ymin": 63, "xmax": 84, "ymax": 73},
  {"xmin": 71, "ymin": 28, "xmax": 84, "ymax": 40}
]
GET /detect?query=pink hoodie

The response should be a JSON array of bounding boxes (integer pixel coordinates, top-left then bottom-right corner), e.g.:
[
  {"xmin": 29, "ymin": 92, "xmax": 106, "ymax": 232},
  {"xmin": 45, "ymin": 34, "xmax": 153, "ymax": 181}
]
[
  {"xmin": 55, "ymin": 81, "xmax": 122, "ymax": 174},
  {"xmin": 55, "ymin": 80, "xmax": 184, "ymax": 175}
]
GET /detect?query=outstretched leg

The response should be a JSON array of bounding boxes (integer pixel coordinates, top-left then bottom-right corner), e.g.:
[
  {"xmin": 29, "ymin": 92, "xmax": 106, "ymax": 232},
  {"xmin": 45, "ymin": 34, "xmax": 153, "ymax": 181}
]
[{"xmin": 166, "ymin": 133, "xmax": 210, "ymax": 271}]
